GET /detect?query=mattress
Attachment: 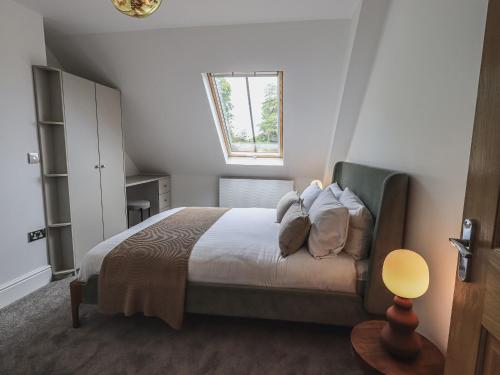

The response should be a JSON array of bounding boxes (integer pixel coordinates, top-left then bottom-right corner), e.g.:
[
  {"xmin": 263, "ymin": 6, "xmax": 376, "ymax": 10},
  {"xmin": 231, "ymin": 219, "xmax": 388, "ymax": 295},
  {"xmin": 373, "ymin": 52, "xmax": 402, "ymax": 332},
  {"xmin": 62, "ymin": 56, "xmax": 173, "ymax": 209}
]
[{"xmin": 78, "ymin": 207, "xmax": 366, "ymax": 294}]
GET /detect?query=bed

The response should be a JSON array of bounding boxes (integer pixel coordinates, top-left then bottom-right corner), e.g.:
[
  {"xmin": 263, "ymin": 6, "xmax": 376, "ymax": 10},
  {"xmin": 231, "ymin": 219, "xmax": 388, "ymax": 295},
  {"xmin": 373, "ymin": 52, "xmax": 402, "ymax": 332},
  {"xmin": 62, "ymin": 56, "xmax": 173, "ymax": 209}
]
[{"xmin": 70, "ymin": 162, "xmax": 409, "ymax": 328}]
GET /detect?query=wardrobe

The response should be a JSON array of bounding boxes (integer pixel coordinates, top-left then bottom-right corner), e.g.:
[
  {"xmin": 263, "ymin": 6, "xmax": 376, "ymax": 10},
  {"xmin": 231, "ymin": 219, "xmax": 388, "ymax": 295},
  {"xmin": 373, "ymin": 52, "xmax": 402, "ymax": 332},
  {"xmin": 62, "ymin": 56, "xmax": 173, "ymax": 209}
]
[{"xmin": 33, "ymin": 66, "xmax": 127, "ymax": 277}]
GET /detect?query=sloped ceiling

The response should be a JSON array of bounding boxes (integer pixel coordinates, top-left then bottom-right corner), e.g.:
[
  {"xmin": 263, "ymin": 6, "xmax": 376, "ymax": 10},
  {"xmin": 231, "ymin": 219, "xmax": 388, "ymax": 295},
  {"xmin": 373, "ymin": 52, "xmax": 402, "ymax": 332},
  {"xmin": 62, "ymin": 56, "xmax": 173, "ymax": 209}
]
[
  {"xmin": 14, "ymin": 0, "xmax": 360, "ymax": 35},
  {"xmin": 47, "ymin": 20, "xmax": 353, "ymax": 183}
]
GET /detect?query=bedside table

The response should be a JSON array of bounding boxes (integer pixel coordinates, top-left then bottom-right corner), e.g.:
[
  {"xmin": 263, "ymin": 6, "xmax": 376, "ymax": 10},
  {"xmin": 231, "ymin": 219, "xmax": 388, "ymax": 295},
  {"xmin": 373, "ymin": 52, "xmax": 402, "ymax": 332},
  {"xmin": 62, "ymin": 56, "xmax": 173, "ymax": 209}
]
[{"xmin": 351, "ymin": 320, "xmax": 444, "ymax": 375}]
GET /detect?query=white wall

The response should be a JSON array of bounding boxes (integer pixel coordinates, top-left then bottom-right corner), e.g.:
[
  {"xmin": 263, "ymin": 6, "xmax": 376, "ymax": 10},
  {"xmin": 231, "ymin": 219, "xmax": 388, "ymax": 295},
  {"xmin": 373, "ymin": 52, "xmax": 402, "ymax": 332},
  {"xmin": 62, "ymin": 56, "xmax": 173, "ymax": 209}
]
[
  {"xmin": 346, "ymin": 0, "xmax": 488, "ymax": 351},
  {"xmin": 47, "ymin": 20, "xmax": 352, "ymax": 204},
  {"xmin": 0, "ymin": 0, "xmax": 50, "ymax": 307},
  {"xmin": 124, "ymin": 152, "xmax": 140, "ymax": 177}
]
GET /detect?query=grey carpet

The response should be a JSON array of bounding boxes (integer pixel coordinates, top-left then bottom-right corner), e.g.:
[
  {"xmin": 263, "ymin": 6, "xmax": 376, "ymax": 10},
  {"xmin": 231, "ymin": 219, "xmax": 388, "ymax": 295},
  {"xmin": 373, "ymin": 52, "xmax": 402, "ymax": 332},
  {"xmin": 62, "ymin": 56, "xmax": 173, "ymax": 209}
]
[{"xmin": 0, "ymin": 278, "xmax": 364, "ymax": 375}]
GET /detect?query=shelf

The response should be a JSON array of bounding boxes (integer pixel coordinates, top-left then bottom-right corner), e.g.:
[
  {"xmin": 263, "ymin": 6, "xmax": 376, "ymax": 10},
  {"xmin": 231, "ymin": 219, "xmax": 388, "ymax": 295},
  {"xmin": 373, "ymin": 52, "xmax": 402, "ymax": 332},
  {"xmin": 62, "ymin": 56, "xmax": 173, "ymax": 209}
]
[
  {"xmin": 39, "ymin": 125, "xmax": 67, "ymax": 175},
  {"xmin": 52, "ymin": 268, "xmax": 76, "ymax": 276},
  {"xmin": 39, "ymin": 120, "xmax": 64, "ymax": 126},
  {"xmin": 34, "ymin": 66, "xmax": 74, "ymax": 278},
  {"xmin": 45, "ymin": 173, "xmax": 68, "ymax": 178},
  {"xmin": 44, "ymin": 178, "xmax": 71, "ymax": 224},
  {"xmin": 53, "ymin": 268, "xmax": 75, "ymax": 277},
  {"xmin": 46, "ymin": 225, "xmax": 74, "ymax": 272},
  {"xmin": 48, "ymin": 222, "xmax": 71, "ymax": 228},
  {"xmin": 33, "ymin": 67, "xmax": 64, "ymax": 123},
  {"xmin": 33, "ymin": 65, "xmax": 62, "ymax": 73}
]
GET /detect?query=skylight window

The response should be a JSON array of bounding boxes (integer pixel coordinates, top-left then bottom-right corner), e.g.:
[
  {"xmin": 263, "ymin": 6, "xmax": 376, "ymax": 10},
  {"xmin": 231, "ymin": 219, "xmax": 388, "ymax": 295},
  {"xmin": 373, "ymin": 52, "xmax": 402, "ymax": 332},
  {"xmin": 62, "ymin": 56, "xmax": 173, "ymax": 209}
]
[{"xmin": 206, "ymin": 72, "xmax": 283, "ymax": 162}]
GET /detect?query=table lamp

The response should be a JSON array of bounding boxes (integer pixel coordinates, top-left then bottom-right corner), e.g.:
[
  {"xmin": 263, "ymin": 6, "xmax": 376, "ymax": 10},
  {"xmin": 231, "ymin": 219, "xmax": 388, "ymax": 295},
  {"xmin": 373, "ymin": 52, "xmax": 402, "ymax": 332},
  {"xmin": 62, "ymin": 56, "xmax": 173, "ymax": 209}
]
[
  {"xmin": 380, "ymin": 249, "xmax": 429, "ymax": 359},
  {"xmin": 310, "ymin": 180, "xmax": 323, "ymax": 189}
]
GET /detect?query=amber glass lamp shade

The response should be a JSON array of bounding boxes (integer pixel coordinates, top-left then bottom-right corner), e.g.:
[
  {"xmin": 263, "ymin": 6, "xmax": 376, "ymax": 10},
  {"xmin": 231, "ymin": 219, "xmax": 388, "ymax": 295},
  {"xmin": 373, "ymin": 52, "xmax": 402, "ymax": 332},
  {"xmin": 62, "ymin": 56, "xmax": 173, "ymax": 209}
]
[
  {"xmin": 112, "ymin": 0, "xmax": 162, "ymax": 18},
  {"xmin": 382, "ymin": 249, "xmax": 429, "ymax": 299},
  {"xmin": 380, "ymin": 249, "xmax": 430, "ymax": 359}
]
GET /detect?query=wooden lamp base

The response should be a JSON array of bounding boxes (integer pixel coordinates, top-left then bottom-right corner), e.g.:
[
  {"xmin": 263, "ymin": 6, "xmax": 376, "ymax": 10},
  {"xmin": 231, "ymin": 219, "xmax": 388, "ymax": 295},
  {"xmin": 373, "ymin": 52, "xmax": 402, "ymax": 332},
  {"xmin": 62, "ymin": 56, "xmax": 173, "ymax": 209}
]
[{"xmin": 380, "ymin": 296, "xmax": 422, "ymax": 360}]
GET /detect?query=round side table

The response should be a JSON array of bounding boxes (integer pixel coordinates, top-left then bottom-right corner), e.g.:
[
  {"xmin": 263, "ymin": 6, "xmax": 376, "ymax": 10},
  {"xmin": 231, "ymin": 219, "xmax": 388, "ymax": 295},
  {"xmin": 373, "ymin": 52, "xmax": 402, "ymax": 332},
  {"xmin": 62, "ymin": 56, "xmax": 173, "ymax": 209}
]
[{"xmin": 351, "ymin": 320, "xmax": 444, "ymax": 375}]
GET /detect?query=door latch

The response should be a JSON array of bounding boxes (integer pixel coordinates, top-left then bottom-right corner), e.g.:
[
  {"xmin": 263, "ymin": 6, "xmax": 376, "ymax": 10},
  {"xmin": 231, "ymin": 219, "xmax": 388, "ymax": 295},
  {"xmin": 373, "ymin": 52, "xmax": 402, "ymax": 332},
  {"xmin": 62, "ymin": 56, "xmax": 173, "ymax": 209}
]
[{"xmin": 449, "ymin": 219, "xmax": 474, "ymax": 282}]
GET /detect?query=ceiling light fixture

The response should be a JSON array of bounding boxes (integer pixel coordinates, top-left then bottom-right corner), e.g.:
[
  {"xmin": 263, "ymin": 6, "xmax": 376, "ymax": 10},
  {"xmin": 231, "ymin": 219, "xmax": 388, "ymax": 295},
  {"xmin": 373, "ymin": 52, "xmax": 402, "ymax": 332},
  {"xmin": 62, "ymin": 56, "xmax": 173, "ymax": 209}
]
[{"xmin": 111, "ymin": 0, "xmax": 162, "ymax": 18}]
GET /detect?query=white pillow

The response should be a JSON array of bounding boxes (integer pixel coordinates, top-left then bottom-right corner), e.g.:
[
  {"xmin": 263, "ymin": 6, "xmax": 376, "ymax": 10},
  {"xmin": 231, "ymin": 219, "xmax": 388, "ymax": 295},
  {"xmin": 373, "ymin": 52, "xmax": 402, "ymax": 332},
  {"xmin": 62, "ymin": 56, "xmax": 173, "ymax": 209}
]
[
  {"xmin": 300, "ymin": 184, "xmax": 322, "ymax": 212},
  {"xmin": 328, "ymin": 182, "xmax": 343, "ymax": 199},
  {"xmin": 339, "ymin": 188, "xmax": 373, "ymax": 260},
  {"xmin": 307, "ymin": 188, "xmax": 349, "ymax": 258}
]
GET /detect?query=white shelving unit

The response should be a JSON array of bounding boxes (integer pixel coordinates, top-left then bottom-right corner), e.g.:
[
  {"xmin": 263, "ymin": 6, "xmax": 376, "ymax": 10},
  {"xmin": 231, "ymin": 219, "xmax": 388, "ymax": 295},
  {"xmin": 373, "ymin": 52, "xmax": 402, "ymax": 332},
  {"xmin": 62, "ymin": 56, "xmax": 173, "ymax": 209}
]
[{"xmin": 33, "ymin": 66, "xmax": 75, "ymax": 277}]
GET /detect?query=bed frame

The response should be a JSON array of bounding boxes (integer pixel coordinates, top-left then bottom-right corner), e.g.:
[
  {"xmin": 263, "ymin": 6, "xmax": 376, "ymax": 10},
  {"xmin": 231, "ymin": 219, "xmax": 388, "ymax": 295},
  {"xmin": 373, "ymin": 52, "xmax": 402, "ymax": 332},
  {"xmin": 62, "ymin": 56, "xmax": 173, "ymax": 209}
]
[{"xmin": 70, "ymin": 162, "xmax": 409, "ymax": 328}]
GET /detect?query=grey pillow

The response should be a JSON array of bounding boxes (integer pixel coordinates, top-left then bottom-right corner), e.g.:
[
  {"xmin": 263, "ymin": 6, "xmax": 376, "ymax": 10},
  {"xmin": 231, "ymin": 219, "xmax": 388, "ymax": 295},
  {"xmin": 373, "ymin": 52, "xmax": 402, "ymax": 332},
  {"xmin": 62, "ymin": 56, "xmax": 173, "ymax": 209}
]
[
  {"xmin": 300, "ymin": 184, "xmax": 322, "ymax": 212},
  {"xmin": 279, "ymin": 202, "xmax": 311, "ymax": 257},
  {"xmin": 307, "ymin": 188, "xmax": 349, "ymax": 258},
  {"xmin": 276, "ymin": 191, "xmax": 300, "ymax": 223},
  {"xmin": 340, "ymin": 188, "xmax": 373, "ymax": 260}
]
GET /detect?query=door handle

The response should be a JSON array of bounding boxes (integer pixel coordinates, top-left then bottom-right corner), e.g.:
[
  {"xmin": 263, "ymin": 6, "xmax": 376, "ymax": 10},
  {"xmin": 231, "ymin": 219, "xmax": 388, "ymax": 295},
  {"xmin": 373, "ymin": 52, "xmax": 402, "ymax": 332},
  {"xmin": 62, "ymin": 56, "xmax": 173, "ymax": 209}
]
[
  {"xmin": 94, "ymin": 165, "xmax": 100, "ymax": 169},
  {"xmin": 449, "ymin": 218, "xmax": 474, "ymax": 282},
  {"xmin": 100, "ymin": 165, "xmax": 105, "ymax": 169},
  {"xmin": 449, "ymin": 238, "xmax": 472, "ymax": 258}
]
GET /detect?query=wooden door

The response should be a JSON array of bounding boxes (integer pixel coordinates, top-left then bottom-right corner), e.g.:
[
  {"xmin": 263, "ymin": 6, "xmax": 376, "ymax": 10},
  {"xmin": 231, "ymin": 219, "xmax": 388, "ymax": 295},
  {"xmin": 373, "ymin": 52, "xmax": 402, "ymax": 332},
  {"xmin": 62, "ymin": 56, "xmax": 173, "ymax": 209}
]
[
  {"xmin": 445, "ymin": 0, "xmax": 500, "ymax": 374},
  {"xmin": 95, "ymin": 83, "xmax": 127, "ymax": 239},
  {"xmin": 62, "ymin": 73, "xmax": 104, "ymax": 267}
]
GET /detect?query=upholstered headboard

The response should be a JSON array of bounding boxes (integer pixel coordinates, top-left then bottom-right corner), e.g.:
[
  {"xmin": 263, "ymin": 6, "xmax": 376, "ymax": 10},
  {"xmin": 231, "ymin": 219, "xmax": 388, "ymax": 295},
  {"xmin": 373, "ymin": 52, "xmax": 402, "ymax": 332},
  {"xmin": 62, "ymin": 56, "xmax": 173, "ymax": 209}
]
[{"xmin": 333, "ymin": 162, "xmax": 409, "ymax": 315}]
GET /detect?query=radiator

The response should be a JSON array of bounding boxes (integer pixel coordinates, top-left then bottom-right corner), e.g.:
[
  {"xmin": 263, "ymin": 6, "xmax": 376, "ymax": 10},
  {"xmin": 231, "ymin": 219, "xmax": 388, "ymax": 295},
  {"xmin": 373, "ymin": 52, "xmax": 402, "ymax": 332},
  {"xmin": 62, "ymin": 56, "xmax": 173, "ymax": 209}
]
[{"xmin": 219, "ymin": 178, "xmax": 294, "ymax": 208}]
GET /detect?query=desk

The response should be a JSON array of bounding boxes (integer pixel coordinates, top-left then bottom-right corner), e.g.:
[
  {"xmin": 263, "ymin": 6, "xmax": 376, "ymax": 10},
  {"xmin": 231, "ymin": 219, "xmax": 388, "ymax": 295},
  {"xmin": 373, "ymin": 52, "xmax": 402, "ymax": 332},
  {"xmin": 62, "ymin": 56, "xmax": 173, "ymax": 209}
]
[{"xmin": 125, "ymin": 175, "xmax": 170, "ymax": 226}]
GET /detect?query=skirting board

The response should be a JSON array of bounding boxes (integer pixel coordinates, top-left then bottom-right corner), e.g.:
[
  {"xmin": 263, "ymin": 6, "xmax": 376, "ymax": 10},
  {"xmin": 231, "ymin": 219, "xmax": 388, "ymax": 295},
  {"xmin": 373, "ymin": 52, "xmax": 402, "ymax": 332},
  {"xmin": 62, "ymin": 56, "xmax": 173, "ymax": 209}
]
[{"xmin": 0, "ymin": 265, "xmax": 52, "ymax": 309}]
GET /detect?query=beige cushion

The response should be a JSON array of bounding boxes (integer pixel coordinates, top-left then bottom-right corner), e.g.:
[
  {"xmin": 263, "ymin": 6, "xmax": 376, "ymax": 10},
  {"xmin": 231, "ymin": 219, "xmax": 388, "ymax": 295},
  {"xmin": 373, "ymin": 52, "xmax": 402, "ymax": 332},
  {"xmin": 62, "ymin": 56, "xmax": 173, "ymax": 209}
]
[
  {"xmin": 279, "ymin": 202, "xmax": 311, "ymax": 257},
  {"xmin": 340, "ymin": 188, "xmax": 373, "ymax": 260},
  {"xmin": 276, "ymin": 191, "xmax": 300, "ymax": 223},
  {"xmin": 307, "ymin": 188, "xmax": 349, "ymax": 258},
  {"xmin": 300, "ymin": 184, "xmax": 322, "ymax": 212}
]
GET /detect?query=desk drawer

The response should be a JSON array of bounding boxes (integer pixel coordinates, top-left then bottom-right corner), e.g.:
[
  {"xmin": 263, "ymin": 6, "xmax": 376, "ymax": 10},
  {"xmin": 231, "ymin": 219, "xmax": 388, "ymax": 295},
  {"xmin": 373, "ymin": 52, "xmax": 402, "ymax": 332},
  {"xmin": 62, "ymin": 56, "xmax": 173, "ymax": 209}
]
[
  {"xmin": 159, "ymin": 193, "xmax": 170, "ymax": 211},
  {"xmin": 159, "ymin": 178, "xmax": 170, "ymax": 194}
]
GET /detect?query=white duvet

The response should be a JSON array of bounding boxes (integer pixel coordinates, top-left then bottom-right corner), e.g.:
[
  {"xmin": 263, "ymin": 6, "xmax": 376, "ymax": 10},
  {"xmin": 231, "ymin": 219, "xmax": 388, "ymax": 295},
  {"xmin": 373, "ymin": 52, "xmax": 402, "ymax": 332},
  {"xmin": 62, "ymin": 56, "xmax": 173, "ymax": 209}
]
[{"xmin": 78, "ymin": 207, "xmax": 360, "ymax": 294}]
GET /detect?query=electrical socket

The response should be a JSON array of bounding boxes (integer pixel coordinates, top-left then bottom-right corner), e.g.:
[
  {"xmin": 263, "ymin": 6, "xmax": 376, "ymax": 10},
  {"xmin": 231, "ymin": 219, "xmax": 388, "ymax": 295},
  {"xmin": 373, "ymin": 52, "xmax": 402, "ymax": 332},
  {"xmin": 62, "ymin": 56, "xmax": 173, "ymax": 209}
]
[
  {"xmin": 28, "ymin": 229, "xmax": 46, "ymax": 243},
  {"xmin": 27, "ymin": 152, "xmax": 40, "ymax": 164}
]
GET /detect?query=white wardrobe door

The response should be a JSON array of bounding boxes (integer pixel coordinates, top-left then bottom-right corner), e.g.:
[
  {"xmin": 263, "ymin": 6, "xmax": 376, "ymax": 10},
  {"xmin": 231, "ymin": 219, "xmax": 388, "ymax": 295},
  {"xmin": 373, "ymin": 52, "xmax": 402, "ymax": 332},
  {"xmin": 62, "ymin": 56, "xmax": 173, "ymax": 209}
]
[
  {"xmin": 62, "ymin": 73, "xmax": 104, "ymax": 267},
  {"xmin": 96, "ymin": 84, "xmax": 127, "ymax": 239}
]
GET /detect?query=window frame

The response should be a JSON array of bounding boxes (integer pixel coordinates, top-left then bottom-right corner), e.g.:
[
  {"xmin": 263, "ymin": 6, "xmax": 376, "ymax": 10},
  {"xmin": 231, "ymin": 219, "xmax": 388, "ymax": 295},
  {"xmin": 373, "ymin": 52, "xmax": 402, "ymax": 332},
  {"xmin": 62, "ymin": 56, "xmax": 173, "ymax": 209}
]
[{"xmin": 207, "ymin": 71, "xmax": 284, "ymax": 159}]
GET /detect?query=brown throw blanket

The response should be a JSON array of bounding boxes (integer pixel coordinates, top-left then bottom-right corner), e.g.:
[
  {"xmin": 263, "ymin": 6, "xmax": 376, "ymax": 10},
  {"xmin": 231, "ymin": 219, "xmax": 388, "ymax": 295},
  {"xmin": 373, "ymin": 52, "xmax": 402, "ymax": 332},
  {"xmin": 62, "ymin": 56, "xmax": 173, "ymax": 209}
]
[{"xmin": 98, "ymin": 207, "xmax": 229, "ymax": 329}]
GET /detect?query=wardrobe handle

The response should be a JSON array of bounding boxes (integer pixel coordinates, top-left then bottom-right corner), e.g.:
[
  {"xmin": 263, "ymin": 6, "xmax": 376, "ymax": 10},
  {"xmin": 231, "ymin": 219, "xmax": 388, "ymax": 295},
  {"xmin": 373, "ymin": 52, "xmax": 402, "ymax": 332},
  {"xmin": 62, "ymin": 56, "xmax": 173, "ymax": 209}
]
[
  {"xmin": 100, "ymin": 165, "xmax": 105, "ymax": 169},
  {"xmin": 94, "ymin": 165, "xmax": 100, "ymax": 169}
]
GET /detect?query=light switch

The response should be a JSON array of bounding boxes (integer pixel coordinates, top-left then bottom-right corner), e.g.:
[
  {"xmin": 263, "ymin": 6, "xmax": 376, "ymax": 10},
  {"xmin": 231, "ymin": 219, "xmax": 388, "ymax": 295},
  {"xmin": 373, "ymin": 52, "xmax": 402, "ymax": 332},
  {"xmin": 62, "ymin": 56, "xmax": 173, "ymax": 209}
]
[{"xmin": 27, "ymin": 152, "xmax": 40, "ymax": 164}]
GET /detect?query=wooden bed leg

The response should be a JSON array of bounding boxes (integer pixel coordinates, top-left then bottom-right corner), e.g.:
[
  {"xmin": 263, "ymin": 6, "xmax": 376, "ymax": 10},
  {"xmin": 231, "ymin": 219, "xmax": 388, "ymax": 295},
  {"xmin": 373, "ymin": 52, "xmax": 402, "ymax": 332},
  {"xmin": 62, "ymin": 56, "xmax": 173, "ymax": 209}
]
[{"xmin": 70, "ymin": 280, "xmax": 83, "ymax": 328}]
